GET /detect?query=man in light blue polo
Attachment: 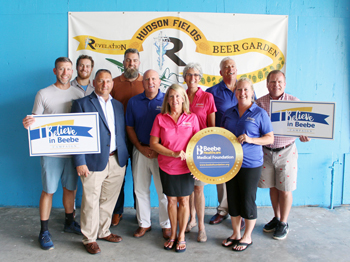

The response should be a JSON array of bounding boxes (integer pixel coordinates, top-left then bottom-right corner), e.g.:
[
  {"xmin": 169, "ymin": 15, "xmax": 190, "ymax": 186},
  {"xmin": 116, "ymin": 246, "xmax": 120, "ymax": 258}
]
[{"xmin": 125, "ymin": 69, "xmax": 171, "ymax": 239}]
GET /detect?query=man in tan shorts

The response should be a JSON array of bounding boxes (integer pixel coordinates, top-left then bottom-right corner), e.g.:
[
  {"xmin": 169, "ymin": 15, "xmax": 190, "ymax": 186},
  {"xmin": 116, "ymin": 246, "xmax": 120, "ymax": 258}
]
[{"xmin": 256, "ymin": 70, "xmax": 310, "ymax": 240}]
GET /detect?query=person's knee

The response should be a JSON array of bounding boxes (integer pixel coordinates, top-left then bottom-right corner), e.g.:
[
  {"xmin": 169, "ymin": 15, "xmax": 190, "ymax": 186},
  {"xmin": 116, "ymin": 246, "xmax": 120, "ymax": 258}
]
[
  {"xmin": 167, "ymin": 197, "xmax": 177, "ymax": 207},
  {"xmin": 178, "ymin": 197, "xmax": 189, "ymax": 208},
  {"xmin": 63, "ymin": 187, "xmax": 75, "ymax": 193},
  {"xmin": 279, "ymin": 190, "xmax": 292, "ymax": 198},
  {"xmin": 41, "ymin": 191, "xmax": 54, "ymax": 199},
  {"xmin": 194, "ymin": 186, "xmax": 203, "ymax": 195}
]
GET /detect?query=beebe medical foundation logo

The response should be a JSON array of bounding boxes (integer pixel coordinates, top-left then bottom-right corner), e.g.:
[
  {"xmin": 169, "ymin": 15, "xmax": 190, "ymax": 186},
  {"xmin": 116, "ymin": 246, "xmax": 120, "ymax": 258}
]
[{"xmin": 186, "ymin": 127, "xmax": 243, "ymax": 184}]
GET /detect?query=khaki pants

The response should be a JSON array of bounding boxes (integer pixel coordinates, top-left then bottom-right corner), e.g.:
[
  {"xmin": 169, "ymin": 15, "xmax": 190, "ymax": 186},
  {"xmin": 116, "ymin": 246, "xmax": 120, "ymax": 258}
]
[
  {"xmin": 216, "ymin": 183, "xmax": 228, "ymax": 216},
  {"xmin": 80, "ymin": 155, "xmax": 125, "ymax": 244},
  {"xmin": 133, "ymin": 147, "xmax": 170, "ymax": 228}
]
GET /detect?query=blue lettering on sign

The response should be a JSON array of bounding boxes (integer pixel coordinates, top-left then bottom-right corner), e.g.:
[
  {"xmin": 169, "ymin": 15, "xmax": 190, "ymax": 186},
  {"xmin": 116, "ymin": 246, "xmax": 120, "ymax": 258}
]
[
  {"xmin": 193, "ymin": 134, "xmax": 236, "ymax": 177},
  {"xmin": 57, "ymin": 137, "xmax": 80, "ymax": 143},
  {"xmin": 30, "ymin": 125, "xmax": 92, "ymax": 141},
  {"xmin": 271, "ymin": 111, "xmax": 329, "ymax": 125}
]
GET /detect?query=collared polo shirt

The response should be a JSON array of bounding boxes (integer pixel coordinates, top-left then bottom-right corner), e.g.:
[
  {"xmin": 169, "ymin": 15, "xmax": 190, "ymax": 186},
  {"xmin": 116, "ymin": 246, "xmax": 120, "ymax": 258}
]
[
  {"xmin": 126, "ymin": 90, "xmax": 164, "ymax": 145},
  {"xmin": 188, "ymin": 88, "xmax": 217, "ymax": 130},
  {"xmin": 71, "ymin": 78, "xmax": 94, "ymax": 96},
  {"xmin": 256, "ymin": 93, "xmax": 298, "ymax": 148},
  {"xmin": 222, "ymin": 103, "xmax": 273, "ymax": 168},
  {"xmin": 206, "ymin": 81, "xmax": 238, "ymax": 127},
  {"xmin": 150, "ymin": 112, "xmax": 200, "ymax": 175}
]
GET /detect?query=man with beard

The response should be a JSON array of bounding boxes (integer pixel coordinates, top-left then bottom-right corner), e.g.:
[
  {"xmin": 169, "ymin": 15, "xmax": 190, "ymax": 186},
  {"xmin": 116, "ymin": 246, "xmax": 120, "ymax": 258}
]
[
  {"xmin": 22, "ymin": 57, "xmax": 83, "ymax": 250},
  {"xmin": 110, "ymin": 48, "xmax": 144, "ymax": 226},
  {"xmin": 71, "ymin": 55, "xmax": 95, "ymax": 95}
]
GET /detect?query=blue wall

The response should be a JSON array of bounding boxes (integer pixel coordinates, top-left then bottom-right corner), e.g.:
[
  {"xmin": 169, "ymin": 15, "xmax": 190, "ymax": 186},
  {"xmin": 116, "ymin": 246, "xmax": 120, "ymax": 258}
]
[{"xmin": 1, "ymin": 0, "xmax": 349, "ymax": 208}]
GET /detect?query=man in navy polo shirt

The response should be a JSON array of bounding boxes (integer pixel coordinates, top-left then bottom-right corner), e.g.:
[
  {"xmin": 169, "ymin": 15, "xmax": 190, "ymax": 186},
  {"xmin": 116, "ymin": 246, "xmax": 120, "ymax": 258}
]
[
  {"xmin": 206, "ymin": 57, "xmax": 243, "ymax": 227},
  {"xmin": 125, "ymin": 69, "xmax": 171, "ymax": 239}
]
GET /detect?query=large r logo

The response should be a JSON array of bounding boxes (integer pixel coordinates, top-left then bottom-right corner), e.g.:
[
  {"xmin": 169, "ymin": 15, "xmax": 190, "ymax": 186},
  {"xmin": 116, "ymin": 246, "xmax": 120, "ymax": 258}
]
[{"xmin": 165, "ymin": 37, "xmax": 186, "ymax": 66}]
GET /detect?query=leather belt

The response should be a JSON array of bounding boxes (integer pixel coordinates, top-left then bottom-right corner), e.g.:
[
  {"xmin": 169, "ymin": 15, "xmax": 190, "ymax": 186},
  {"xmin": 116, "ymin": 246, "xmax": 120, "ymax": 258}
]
[
  {"xmin": 263, "ymin": 142, "xmax": 294, "ymax": 152},
  {"xmin": 109, "ymin": 151, "xmax": 116, "ymax": 156},
  {"xmin": 140, "ymin": 142, "xmax": 150, "ymax": 147}
]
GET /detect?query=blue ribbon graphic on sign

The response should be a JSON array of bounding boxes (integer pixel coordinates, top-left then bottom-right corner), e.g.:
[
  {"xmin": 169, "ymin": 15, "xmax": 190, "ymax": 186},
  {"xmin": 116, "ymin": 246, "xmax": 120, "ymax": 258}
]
[{"xmin": 271, "ymin": 111, "xmax": 329, "ymax": 125}]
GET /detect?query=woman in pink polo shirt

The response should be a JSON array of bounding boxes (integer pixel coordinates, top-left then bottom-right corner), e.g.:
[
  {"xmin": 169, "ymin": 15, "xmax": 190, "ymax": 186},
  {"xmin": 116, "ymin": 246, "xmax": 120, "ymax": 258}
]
[
  {"xmin": 150, "ymin": 84, "xmax": 200, "ymax": 253},
  {"xmin": 183, "ymin": 63, "xmax": 217, "ymax": 243}
]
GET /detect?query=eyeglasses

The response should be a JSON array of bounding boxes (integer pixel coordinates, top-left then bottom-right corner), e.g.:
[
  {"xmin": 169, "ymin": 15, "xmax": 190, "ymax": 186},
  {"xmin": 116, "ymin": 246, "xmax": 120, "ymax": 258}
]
[{"xmin": 186, "ymin": 73, "xmax": 201, "ymax": 78}]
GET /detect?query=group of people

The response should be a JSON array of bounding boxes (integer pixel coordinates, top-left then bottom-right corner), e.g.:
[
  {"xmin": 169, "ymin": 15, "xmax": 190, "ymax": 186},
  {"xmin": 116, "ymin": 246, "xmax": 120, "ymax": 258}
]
[{"xmin": 23, "ymin": 48, "xmax": 310, "ymax": 255}]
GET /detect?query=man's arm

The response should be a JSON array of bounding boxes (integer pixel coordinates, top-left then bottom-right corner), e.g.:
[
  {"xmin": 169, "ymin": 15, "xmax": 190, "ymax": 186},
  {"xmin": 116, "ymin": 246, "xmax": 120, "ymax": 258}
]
[
  {"xmin": 300, "ymin": 135, "xmax": 311, "ymax": 142},
  {"xmin": 22, "ymin": 115, "xmax": 35, "ymax": 129},
  {"xmin": 126, "ymin": 126, "xmax": 157, "ymax": 159},
  {"xmin": 76, "ymin": 165, "xmax": 90, "ymax": 177}
]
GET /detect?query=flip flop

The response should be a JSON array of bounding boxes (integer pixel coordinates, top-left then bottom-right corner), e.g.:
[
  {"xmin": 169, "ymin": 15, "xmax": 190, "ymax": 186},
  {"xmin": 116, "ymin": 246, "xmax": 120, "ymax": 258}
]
[
  {"xmin": 222, "ymin": 237, "xmax": 241, "ymax": 247},
  {"xmin": 185, "ymin": 222, "xmax": 197, "ymax": 233},
  {"xmin": 175, "ymin": 240, "xmax": 186, "ymax": 253},
  {"xmin": 164, "ymin": 239, "xmax": 176, "ymax": 250},
  {"xmin": 232, "ymin": 242, "xmax": 253, "ymax": 252}
]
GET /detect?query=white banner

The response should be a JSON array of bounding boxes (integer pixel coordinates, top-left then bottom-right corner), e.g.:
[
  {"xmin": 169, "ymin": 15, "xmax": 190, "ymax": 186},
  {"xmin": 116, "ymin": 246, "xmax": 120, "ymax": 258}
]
[
  {"xmin": 270, "ymin": 101, "xmax": 336, "ymax": 140},
  {"xmin": 28, "ymin": 113, "xmax": 100, "ymax": 156},
  {"xmin": 68, "ymin": 12, "xmax": 288, "ymax": 97}
]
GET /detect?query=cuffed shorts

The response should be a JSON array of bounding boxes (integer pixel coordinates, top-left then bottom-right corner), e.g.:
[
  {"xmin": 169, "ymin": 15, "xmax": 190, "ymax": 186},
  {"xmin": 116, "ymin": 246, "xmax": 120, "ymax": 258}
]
[{"xmin": 40, "ymin": 156, "xmax": 78, "ymax": 194}]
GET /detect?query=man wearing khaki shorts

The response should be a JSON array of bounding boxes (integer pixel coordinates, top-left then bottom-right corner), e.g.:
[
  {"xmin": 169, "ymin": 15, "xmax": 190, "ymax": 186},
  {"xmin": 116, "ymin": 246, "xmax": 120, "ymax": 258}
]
[{"xmin": 256, "ymin": 70, "xmax": 310, "ymax": 240}]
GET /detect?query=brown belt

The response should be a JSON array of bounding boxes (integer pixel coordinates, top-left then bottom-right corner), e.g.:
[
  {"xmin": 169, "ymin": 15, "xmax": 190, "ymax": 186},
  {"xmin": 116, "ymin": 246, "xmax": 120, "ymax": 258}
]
[
  {"xmin": 109, "ymin": 151, "xmax": 116, "ymax": 156},
  {"xmin": 140, "ymin": 142, "xmax": 150, "ymax": 147},
  {"xmin": 263, "ymin": 142, "xmax": 294, "ymax": 152}
]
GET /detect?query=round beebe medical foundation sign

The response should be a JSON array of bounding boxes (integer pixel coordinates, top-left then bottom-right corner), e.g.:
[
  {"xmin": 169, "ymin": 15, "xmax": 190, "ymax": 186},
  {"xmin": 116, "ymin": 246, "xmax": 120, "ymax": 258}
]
[{"xmin": 186, "ymin": 127, "xmax": 243, "ymax": 184}]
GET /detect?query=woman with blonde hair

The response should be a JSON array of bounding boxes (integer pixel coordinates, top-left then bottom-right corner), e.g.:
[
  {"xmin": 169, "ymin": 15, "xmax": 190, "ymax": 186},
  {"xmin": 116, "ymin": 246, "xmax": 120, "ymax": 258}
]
[
  {"xmin": 150, "ymin": 84, "xmax": 200, "ymax": 253},
  {"xmin": 221, "ymin": 77, "xmax": 273, "ymax": 251}
]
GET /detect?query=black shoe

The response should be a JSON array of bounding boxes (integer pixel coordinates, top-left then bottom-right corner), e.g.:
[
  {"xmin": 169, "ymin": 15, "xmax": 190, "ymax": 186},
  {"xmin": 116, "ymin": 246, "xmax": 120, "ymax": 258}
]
[
  {"xmin": 64, "ymin": 221, "xmax": 83, "ymax": 235},
  {"xmin": 38, "ymin": 230, "xmax": 54, "ymax": 250},
  {"xmin": 263, "ymin": 217, "xmax": 280, "ymax": 233},
  {"xmin": 273, "ymin": 221, "xmax": 289, "ymax": 240}
]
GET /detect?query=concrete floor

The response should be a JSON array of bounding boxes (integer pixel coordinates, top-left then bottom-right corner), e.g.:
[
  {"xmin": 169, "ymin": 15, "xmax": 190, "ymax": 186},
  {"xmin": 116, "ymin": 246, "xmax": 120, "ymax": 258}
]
[{"xmin": 0, "ymin": 206, "xmax": 349, "ymax": 262}]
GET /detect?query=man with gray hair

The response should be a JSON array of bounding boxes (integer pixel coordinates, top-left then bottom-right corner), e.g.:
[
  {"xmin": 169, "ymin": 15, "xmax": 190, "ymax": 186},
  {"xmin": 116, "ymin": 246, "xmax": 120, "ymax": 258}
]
[
  {"xmin": 110, "ymin": 48, "xmax": 144, "ymax": 226},
  {"xmin": 206, "ymin": 57, "xmax": 244, "ymax": 228}
]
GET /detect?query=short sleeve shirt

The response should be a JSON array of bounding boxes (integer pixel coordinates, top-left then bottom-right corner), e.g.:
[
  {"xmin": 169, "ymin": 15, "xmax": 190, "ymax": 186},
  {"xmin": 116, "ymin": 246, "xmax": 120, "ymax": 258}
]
[
  {"xmin": 221, "ymin": 103, "xmax": 273, "ymax": 168},
  {"xmin": 126, "ymin": 91, "xmax": 164, "ymax": 144},
  {"xmin": 188, "ymin": 88, "xmax": 217, "ymax": 130},
  {"xmin": 150, "ymin": 112, "xmax": 200, "ymax": 174},
  {"xmin": 111, "ymin": 73, "xmax": 144, "ymax": 114},
  {"xmin": 32, "ymin": 84, "xmax": 84, "ymax": 115},
  {"xmin": 32, "ymin": 84, "xmax": 84, "ymax": 158},
  {"xmin": 206, "ymin": 81, "xmax": 238, "ymax": 127},
  {"xmin": 256, "ymin": 93, "xmax": 299, "ymax": 148}
]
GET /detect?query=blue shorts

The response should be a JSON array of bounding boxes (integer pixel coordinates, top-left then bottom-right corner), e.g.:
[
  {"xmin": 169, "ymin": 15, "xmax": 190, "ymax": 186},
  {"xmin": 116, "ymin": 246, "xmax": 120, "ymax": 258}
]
[{"xmin": 40, "ymin": 156, "xmax": 78, "ymax": 194}]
